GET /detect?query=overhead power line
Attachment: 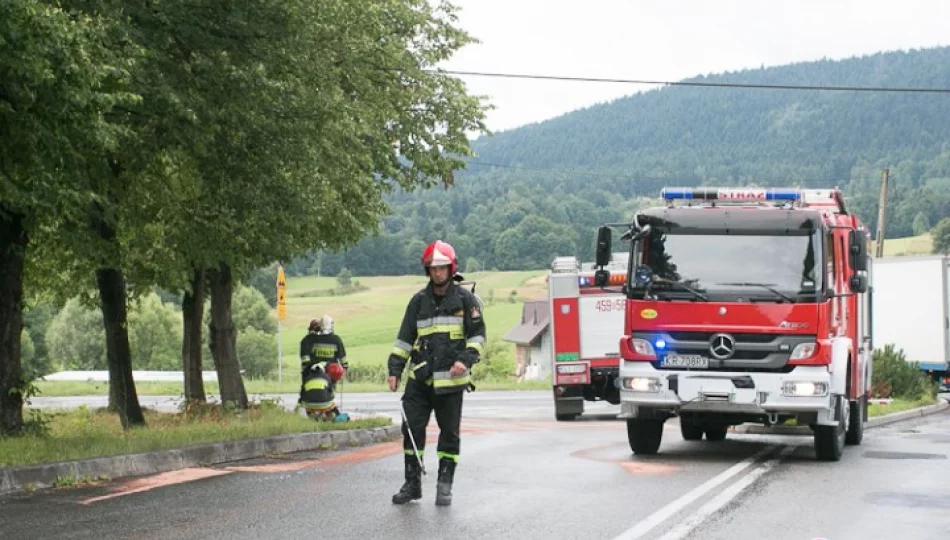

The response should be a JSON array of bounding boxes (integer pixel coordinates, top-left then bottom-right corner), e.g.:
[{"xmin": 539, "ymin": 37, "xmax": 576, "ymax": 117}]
[{"xmin": 428, "ymin": 69, "xmax": 950, "ymax": 94}]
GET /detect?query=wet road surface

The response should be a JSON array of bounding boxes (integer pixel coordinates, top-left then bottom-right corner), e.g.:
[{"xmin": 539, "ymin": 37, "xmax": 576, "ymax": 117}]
[{"xmin": 4, "ymin": 397, "xmax": 949, "ymax": 540}]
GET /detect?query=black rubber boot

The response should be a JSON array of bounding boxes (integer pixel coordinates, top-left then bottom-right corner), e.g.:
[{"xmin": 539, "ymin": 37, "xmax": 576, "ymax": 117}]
[
  {"xmin": 392, "ymin": 455, "xmax": 423, "ymax": 504},
  {"xmin": 435, "ymin": 458, "xmax": 456, "ymax": 506}
]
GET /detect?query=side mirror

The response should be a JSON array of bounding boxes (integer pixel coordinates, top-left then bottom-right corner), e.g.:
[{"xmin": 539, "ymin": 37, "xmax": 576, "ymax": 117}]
[
  {"xmin": 849, "ymin": 273, "xmax": 868, "ymax": 294},
  {"xmin": 593, "ymin": 269, "xmax": 610, "ymax": 287},
  {"xmin": 849, "ymin": 230, "xmax": 868, "ymax": 272},
  {"xmin": 595, "ymin": 226, "xmax": 612, "ymax": 267}
]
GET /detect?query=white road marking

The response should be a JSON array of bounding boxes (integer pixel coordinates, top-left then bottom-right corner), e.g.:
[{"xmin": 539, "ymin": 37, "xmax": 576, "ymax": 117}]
[
  {"xmin": 610, "ymin": 445, "xmax": 778, "ymax": 540},
  {"xmin": 655, "ymin": 445, "xmax": 798, "ymax": 540}
]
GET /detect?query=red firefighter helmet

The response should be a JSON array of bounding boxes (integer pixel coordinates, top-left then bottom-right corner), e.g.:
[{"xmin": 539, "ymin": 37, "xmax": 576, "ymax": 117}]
[
  {"xmin": 421, "ymin": 240, "xmax": 458, "ymax": 276},
  {"xmin": 326, "ymin": 362, "xmax": 345, "ymax": 382},
  {"xmin": 308, "ymin": 319, "xmax": 321, "ymax": 332}
]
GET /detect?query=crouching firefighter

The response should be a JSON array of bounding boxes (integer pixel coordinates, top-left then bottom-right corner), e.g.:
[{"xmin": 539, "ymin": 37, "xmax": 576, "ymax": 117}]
[
  {"xmin": 300, "ymin": 361, "xmax": 346, "ymax": 421},
  {"xmin": 387, "ymin": 240, "xmax": 486, "ymax": 506}
]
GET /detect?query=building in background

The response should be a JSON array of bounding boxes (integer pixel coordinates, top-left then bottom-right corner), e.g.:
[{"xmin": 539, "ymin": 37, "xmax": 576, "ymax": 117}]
[{"xmin": 503, "ymin": 300, "xmax": 551, "ymax": 381}]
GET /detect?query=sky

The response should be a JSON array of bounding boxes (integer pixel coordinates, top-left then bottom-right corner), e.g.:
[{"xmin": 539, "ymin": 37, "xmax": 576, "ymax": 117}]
[{"xmin": 439, "ymin": 0, "xmax": 950, "ymax": 134}]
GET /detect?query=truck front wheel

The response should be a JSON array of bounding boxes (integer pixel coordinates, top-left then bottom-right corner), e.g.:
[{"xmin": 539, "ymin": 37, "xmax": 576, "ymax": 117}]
[
  {"xmin": 814, "ymin": 395, "xmax": 848, "ymax": 461},
  {"xmin": 627, "ymin": 418, "xmax": 664, "ymax": 455}
]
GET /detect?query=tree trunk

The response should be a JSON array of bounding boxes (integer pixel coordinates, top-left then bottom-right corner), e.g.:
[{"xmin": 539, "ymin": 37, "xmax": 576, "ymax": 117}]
[
  {"xmin": 0, "ymin": 207, "xmax": 27, "ymax": 435},
  {"xmin": 181, "ymin": 268, "xmax": 207, "ymax": 403},
  {"xmin": 209, "ymin": 263, "xmax": 248, "ymax": 409},
  {"xmin": 92, "ymin": 201, "xmax": 145, "ymax": 429}
]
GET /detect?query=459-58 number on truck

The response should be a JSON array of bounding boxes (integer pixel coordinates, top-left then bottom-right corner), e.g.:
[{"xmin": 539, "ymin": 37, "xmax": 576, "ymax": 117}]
[{"xmin": 594, "ymin": 299, "xmax": 625, "ymax": 312}]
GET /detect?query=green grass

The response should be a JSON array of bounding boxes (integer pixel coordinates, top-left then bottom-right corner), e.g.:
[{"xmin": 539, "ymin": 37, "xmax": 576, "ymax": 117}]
[
  {"xmin": 1, "ymin": 403, "xmax": 391, "ymax": 469},
  {"xmin": 33, "ymin": 378, "xmax": 551, "ymax": 397},
  {"xmin": 882, "ymin": 234, "xmax": 933, "ymax": 256},
  {"xmin": 868, "ymin": 396, "xmax": 937, "ymax": 417}
]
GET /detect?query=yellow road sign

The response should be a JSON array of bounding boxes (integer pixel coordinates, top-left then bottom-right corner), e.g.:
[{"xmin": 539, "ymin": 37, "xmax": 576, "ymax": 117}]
[
  {"xmin": 277, "ymin": 288, "xmax": 286, "ymax": 304},
  {"xmin": 277, "ymin": 265, "xmax": 286, "ymax": 289},
  {"xmin": 277, "ymin": 303, "xmax": 286, "ymax": 321}
]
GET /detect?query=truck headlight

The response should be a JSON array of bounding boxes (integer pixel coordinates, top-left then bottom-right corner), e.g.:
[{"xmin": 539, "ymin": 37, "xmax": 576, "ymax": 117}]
[
  {"xmin": 790, "ymin": 342, "xmax": 817, "ymax": 360},
  {"xmin": 630, "ymin": 338, "xmax": 656, "ymax": 357},
  {"xmin": 782, "ymin": 381, "xmax": 828, "ymax": 397},
  {"xmin": 622, "ymin": 377, "xmax": 661, "ymax": 393}
]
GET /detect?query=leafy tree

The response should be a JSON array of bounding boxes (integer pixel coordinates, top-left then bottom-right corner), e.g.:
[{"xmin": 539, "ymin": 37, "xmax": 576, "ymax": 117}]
[
  {"xmin": 0, "ymin": 0, "xmax": 133, "ymax": 434},
  {"xmin": 46, "ymin": 299, "xmax": 107, "ymax": 370},
  {"xmin": 236, "ymin": 330, "xmax": 278, "ymax": 379},
  {"xmin": 23, "ymin": 301, "xmax": 59, "ymax": 377},
  {"xmin": 912, "ymin": 212, "xmax": 931, "ymax": 236},
  {"xmin": 231, "ymin": 286, "xmax": 278, "ymax": 335},
  {"xmin": 20, "ymin": 331, "xmax": 36, "ymax": 380},
  {"xmin": 246, "ymin": 264, "xmax": 280, "ymax": 308},
  {"xmin": 932, "ymin": 217, "xmax": 950, "ymax": 254},
  {"xmin": 337, "ymin": 268, "xmax": 353, "ymax": 288},
  {"xmin": 128, "ymin": 294, "xmax": 182, "ymax": 370}
]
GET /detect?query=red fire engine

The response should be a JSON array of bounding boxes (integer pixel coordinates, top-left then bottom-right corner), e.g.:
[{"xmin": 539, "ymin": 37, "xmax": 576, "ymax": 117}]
[
  {"xmin": 547, "ymin": 255, "xmax": 627, "ymax": 420},
  {"xmin": 591, "ymin": 187, "xmax": 872, "ymax": 461}
]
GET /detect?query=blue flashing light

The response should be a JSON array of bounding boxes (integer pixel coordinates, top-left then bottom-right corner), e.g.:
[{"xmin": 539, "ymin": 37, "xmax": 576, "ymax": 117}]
[
  {"xmin": 654, "ymin": 339, "xmax": 667, "ymax": 350},
  {"xmin": 661, "ymin": 187, "xmax": 803, "ymax": 202}
]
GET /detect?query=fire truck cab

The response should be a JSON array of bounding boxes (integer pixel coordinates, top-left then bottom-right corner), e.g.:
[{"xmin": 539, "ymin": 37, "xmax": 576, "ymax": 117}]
[{"xmin": 595, "ymin": 187, "xmax": 872, "ymax": 461}]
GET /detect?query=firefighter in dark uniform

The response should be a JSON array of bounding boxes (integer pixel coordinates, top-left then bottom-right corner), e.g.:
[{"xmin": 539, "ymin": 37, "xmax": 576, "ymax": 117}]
[
  {"xmin": 388, "ymin": 240, "xmax": 486, "ymax": 506},
  {"xmin": 299, "ymin": 315, "xmax": 348, "ymax": 405}
]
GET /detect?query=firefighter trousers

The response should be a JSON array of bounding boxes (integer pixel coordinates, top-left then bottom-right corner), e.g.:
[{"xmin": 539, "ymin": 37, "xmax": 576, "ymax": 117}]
[{"xmin": 401, "ymin": 378, "xmax": 464, "ymax": 461}]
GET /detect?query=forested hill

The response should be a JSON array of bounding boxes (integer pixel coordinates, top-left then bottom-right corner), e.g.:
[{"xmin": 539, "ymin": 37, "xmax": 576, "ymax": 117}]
[{"xmin": 284, "ymin": 47, "xmax": 950, "ymax": 278}]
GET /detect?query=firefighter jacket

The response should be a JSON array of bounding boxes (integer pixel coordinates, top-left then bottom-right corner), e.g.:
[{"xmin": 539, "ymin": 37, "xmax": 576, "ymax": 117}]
[
  {"xmin": 300, "ymin": 368, "xmax": 335, "ymax": 412},
  {"xmin": 388, "ymin": 282, "xmax": 486, "ymax": 394},
  {"xmin": 300, "ymin": 332, "xmax": 348, "ymax": 370}
]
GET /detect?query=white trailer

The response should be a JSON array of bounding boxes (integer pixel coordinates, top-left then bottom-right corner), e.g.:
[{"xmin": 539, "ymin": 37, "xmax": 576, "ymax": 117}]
[{"xmin": 871, "ymin": 254, "xmax": 950, "ymax": 391}]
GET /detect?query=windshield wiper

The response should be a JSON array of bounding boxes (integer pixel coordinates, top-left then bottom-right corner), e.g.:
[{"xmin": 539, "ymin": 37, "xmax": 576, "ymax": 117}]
[
  {"xmin": 716, "ymin": 282, "xmax": 794, "ymax": 303},
  {"xmin": 652, "ymin": 278, "xmax": 708, "ymax": 301}
]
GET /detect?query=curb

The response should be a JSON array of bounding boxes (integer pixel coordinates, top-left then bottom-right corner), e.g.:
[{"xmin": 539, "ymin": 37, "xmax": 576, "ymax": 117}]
[
  {"xmin": 0, "ymin": 424, "xmax": 401, "ymax": 498},
  {"xmin": 733, "ymin": 399, "xmax": 949, "ymax": 436}
]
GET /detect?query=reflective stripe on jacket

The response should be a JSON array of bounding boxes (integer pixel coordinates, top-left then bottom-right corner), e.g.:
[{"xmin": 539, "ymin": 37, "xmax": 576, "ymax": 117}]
[{"xmin": 388, "ymin": 282, "xmax": 486, "ymax": 394}]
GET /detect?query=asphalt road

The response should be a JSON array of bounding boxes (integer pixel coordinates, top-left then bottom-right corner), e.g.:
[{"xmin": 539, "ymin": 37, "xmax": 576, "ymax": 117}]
[
  {"xmin": 27, "ymin": 390, "xmax": 605, "ymax": 423},
  {"xmin": 5, "ymin": 393, "xmax": 950, "ymax": 540}
]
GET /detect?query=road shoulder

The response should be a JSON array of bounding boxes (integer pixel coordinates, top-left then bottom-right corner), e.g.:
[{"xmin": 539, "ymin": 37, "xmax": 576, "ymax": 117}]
[{"xmin": 1, "ymin": 423, "xmax": 399, "ymax": 497}]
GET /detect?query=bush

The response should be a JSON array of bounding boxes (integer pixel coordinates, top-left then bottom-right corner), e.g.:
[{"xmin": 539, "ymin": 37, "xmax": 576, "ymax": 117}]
[
  {"xmin": 128, "ymin": 293, "xmax": 182, "ymax": 370},
  {"xmin": 236, "ymin": 329, "xmax": 277, "ymax": 378},
  {"xmin": 472, "ymin": 338, "xmax": 515, "ymax": 382},
  {"xmin": 871, "ymin": 344, "xmax": 937, "ymax": 400},
  {"xmin": 345, "ymin": 363, "xmax": 389, "ymax": 384}
]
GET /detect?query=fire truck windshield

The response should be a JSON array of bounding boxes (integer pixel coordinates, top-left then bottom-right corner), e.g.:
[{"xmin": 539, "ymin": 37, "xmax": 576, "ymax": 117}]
[{"xmin": 633, "ymin": 230, "xmax": 821, "ymax": 302}]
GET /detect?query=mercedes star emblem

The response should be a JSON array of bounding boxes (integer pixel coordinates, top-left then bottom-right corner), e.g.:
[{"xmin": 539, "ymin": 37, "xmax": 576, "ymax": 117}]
[{"xmin": 709, "ymin": 333, "xmax": 736, "ymax": 360}]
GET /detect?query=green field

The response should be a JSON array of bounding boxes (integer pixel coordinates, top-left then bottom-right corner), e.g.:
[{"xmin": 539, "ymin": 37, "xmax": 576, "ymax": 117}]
[
  {"xmin": 882, "ymin": 233, "xmax": 933, "ymax": 256},
  {"xmin": 276, "ymin": 270, "xmax": 548, "ymax": 378}
]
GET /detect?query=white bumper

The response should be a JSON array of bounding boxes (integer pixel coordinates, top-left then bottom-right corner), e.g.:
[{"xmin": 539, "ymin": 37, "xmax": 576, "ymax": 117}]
[{"xmin": 619, "ymin": 363, "xmax": 837, "ymax": 423}]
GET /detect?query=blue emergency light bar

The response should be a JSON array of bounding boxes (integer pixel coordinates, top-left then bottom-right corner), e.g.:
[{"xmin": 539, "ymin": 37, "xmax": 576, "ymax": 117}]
[{"xmin": 660, "ymin": 187, "xmax": 803, "ymax": 202}]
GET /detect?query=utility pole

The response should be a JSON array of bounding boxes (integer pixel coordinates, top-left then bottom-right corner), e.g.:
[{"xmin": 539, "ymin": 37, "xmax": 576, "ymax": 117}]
[{"xmin": 875, "ymin": 168, "xmax": 889, "ymax": 258}]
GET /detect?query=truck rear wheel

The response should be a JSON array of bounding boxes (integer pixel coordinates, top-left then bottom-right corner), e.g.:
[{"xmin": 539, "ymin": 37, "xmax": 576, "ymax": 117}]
[
  {"xmin": 845, "ymin": 395, "xmax": 865, "ymax": 445},
  {"xmin": 556, "ymin": 413, "xmax": 578, "ymax": 421},
  {"xmin": 679, "ymin": 418, "xmax": 704, "ymax": 441},
  {"xmin": 627, "ymin": 419, "xmax": 664, "ymax": 455},
  {"xmin": 704, "ymin": 425, "xmax": 728, "ymax": 442},
  {"xmin": 814, "ymin": 396, "xmax": 848, "ymax": 461}
]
